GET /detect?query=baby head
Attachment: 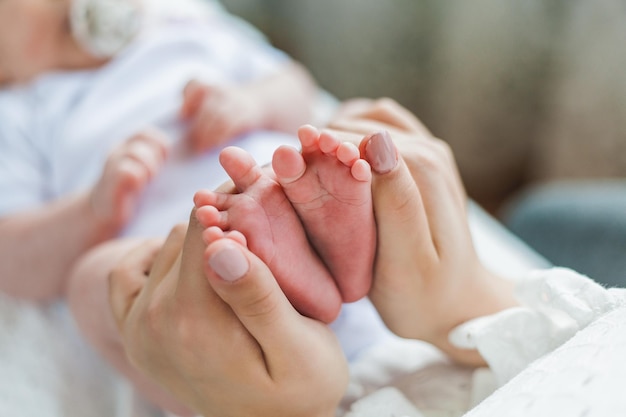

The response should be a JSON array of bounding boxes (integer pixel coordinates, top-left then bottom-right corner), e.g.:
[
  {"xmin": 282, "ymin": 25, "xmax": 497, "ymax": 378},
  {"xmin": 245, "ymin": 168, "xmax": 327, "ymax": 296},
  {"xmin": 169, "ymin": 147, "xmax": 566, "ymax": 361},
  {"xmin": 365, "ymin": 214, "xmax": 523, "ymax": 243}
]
[
  {"xmin": 0, "ymin": 0, "xmax": 80, "ymax": 85},
  {"xmin": 0, "ymin": 0, "xmax": 139, "ymax": 86}
]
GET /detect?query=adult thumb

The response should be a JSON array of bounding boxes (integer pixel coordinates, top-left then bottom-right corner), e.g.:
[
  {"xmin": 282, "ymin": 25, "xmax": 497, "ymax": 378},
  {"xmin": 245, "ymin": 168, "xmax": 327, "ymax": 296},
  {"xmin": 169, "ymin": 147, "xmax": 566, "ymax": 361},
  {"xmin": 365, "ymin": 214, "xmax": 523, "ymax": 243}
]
[
  {"xmin": 203, "ymin": 238, "xmax": 306, "ymax": 356},
  {"xmin": 361, "ymin": 130, "xmax": 426, "ymax": 230}
]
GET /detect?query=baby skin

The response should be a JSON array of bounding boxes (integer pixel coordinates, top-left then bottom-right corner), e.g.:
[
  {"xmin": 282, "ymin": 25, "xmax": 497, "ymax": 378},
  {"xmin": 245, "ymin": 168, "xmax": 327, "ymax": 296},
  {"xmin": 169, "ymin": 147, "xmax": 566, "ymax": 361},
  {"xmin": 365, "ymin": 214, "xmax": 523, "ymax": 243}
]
[
  {"xmin": 194, "ymin": 126, "xmax": 375, "ymax": 322},
  {"xmin": 272, "ymin": 125, "xmax": 375, "ymax": 302}
]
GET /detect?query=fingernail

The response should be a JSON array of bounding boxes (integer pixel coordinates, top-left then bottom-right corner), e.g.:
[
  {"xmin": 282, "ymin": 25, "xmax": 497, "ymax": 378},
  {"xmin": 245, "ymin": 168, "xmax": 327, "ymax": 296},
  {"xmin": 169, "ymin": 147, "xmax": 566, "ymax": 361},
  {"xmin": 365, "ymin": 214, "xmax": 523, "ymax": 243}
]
[
  {"xmin": 364, "ymin": 130, "xmax": 397, "ymax": 174},
  {"xmin": 209, "ymin": 247, "xmax": 249, "ymax": 282}
]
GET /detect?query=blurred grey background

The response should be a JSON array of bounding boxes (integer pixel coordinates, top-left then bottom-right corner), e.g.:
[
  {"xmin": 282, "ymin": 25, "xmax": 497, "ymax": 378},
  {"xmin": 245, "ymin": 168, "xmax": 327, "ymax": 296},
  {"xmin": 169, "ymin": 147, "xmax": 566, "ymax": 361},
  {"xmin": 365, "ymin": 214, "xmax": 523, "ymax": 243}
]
[{"xmin": 220, "ymin": 0, "xmax": 626, "ymax": 216}]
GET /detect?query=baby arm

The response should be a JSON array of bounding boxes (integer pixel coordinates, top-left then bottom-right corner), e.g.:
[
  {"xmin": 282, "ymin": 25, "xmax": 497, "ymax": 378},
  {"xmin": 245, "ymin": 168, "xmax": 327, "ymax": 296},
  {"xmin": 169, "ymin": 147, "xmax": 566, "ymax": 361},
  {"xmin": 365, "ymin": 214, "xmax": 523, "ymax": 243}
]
[
  {"xmin": 181, "ymin": 61, "xmax": 317, "ymax": 152},
  {"xmin": 0, "ymin": 129, "xmax": 168, "ymax": 301}
]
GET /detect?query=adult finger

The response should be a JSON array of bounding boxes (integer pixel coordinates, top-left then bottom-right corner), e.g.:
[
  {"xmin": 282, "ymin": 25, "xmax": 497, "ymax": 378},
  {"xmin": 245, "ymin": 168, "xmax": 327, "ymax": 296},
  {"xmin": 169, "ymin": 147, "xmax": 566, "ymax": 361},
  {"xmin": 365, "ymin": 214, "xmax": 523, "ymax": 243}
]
[
  {"xmin": 203, "ymin": 238, "xmax": 319, "ymax": 372},
  {"xmin": 326, "ymin": 119, "xmax": 408, "ymax": 141},
  {"xmin": 145, "ymin": 223, "xmax": 187, "ymax": 290},
  {"xmin": 402, "ymin": 138, "xmax": 467, "ymax": 218},
  {"xmin": 331, "ymin": 98, "xmax": 431, "ymax": 136},
  {"xmin": 362, "ymin": 131, "xmax": 436, "ymax": 261},
  {"xmin": 361, "ymin": 98, "xmax": 432, "ymax": 135},
  {"xmin": 360, "ymin": 131, "xmax": 442, "ymax": 334},
  {"xmin": 109, "ymin": 238, "xmax": 164, "ymax": 330},
  {"xmin": 173, "ymin": 208, "xmax": 222, "ymax": 307},
  {"xmin": 402, "ymin": 138, "xmax": 470, "ymax": 257},
  {"xmin": 349, "ymin": 98, "xmax": 430, "ymax": 134}
]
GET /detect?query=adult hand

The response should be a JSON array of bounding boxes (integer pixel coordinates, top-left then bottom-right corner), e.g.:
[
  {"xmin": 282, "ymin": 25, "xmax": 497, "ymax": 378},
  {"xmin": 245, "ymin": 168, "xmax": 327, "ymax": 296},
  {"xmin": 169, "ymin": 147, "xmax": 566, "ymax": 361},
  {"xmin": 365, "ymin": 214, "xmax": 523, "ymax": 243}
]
[
  {"xmin": 327, "ymin": 98, "xmax": 517, "ymax": 366},
  {"xmin": 109, "ymin": 211, "xmax": 348, "ymax": 417},
  {"xmin": 328, "ymin": 97, "xmax": 435, "ymax": 148}
]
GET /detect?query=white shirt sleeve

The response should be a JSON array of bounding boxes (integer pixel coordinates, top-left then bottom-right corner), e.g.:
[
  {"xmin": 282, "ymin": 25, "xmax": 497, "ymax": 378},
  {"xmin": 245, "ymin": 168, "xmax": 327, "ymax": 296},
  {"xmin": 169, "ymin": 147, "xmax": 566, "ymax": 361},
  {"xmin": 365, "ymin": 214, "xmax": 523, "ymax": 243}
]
[
  {"xmin": 449, "ymin": 267, "xmax": 626, "ymax": 385},
  {"xmin": 343, "ymin": 269, "xmax": 626, "ymax": 417},
  {"xmin": 0, "ymin": 90, "xmax": 48, "ymax": 217}
]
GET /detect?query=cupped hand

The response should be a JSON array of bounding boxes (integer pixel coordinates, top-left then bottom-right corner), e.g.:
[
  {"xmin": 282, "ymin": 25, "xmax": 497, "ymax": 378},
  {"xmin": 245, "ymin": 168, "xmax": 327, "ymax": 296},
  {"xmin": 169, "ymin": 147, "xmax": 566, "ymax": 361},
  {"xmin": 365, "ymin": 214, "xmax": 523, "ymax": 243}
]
[
  {"xmin": 109, "ymin": 211, "xmax": 348, "ymax": 417},
  {"xmin": 326, "ymin": 98, "xmax": 517, "ymax": 365}
]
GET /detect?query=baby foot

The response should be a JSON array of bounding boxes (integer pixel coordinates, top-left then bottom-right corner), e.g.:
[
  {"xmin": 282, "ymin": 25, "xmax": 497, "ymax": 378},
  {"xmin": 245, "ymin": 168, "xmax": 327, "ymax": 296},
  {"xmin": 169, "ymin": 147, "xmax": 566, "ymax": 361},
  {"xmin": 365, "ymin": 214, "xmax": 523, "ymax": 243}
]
[
  {"xmin": 194, "ymin": 146, "xmax": 342, "ymax": 323},
  {"xmin": 272, "ymin": 125, "xmax": 376, "ymax": 302}
]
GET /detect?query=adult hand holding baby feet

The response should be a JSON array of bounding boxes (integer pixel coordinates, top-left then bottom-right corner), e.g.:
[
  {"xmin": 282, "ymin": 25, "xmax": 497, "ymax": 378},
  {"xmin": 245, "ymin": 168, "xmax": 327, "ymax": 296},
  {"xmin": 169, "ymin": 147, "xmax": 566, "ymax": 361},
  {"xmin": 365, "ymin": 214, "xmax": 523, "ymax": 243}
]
[
  {"xmin": 328, "ymin": 99, "xmax": 519, "ymax": 366},
  {"xmin": 110, "ymin": 213, "xmax": 348, "ymax": 417},
  {"xmin": 194, "ymin": 125, "xmax": 376, "ymax": 322},
  {"xmin": 193, "ymin": 146, "xmax": 343, "ymax": 323}
]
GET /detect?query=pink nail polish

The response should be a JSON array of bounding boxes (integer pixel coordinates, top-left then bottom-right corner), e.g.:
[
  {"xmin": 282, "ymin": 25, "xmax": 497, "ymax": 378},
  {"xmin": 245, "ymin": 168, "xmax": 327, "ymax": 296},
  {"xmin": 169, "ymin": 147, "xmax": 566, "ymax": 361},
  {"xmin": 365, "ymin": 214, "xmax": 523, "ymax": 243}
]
[
  {"xmin": 365, "ymin": 130, "xmax": 397, "ymax": 174},
  {"xmin": 209, "ymin": 247, "xmax": 249, "ymax": 282}
]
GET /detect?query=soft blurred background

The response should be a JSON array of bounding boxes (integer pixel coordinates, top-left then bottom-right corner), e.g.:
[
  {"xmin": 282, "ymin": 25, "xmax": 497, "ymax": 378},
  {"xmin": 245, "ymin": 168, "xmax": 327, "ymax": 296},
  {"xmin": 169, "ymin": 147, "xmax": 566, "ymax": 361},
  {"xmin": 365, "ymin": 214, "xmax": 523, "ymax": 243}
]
[
  {"xmin": 220, "ymin": 0, "xmax": 626, "ymax": 284},
  {"xmin": 220, "ymin": 0, "xmax": 625, "ymax": 210}
]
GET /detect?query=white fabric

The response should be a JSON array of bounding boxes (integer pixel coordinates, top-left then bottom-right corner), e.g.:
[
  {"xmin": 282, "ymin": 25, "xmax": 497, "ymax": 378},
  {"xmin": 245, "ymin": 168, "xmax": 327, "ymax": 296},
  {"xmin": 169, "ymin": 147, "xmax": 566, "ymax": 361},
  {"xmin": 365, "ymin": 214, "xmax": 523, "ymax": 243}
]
[
  {"xmin": 464, "ymin": 305, "xmax": 626, "ymax": 417},
  {"xmin": 0, "ymin": 295, "xmax": 129, "ymax": 417},
  {"xmin": 71, "ymin": 0, "xmax": 143, "ymax": 57},
  {"xmin": 345, "ymin": 268, "xmax": 626, "ymax": 417},
  {"xmin": 69, "ymin": 0, "xmax": 230, "ymax": 59},
  {"xmin": 450, "ymin": 267, "xmax": 626, "ymax": 386},
  {"xmin": 344, "ymin": 387, "xmax": 424, "ymax": 417}
]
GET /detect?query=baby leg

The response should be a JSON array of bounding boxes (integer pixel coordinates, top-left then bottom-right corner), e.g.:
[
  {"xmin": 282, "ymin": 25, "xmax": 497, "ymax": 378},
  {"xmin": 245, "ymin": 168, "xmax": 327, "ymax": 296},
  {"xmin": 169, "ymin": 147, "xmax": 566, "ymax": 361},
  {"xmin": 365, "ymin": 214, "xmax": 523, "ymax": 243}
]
[
  {"xmin": 271, "ymin": 125, "xmax": 375, "ymax": 302},
  {"xmin": 194, "ymin": 146, "xmax": 342, "ymax": 323}
]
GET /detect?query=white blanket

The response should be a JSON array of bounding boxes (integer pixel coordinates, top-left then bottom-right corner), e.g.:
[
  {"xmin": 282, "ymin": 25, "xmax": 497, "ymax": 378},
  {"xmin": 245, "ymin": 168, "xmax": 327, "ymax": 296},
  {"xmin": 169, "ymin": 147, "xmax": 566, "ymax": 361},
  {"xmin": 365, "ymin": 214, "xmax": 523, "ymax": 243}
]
[
  {"xmin": 343, "ymin": 260, "xmax": 626, "ymax": 417},
  {"xmin": 343, "ymin": 300, "xmax": 626, "ymax": 417},
  {"xmin": 0, "ymin": 297, "xmax": 132, "ymax": 417}
]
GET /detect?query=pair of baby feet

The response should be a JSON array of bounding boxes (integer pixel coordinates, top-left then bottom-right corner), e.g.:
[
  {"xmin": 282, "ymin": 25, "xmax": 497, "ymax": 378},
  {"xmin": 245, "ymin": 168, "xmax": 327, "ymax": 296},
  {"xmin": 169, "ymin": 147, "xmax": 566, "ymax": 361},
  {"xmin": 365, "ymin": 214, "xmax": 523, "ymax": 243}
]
[{"xmin": 194, "ymin": 125, "xmax": 376, "ymax": 323}]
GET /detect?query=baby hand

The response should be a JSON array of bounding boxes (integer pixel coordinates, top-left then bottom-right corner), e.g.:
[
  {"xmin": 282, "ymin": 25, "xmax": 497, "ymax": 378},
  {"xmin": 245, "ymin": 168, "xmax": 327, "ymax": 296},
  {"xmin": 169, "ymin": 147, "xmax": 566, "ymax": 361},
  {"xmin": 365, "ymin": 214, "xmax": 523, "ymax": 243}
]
[
  {"xmin": 90, "ymin": 128, "xmax": 169, "ymax": 231},
  {"xmin": 181, "ymin": 80, "xmax": 262, "ymax": 153}
]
